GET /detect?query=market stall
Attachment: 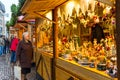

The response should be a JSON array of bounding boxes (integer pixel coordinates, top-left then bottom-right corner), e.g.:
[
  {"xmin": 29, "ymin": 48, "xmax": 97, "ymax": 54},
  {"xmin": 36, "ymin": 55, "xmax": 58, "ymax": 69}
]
[
  {"xmin": 13, "ymin": 22, "xmax": 26, "ymax": 40},
  {"xmin": 56, "ymin": 0, "xmax": 116, "ymax": 80},
  {"xmin": 34, "ymin": 11, "xmax": 54, "ymax": 80},
  {"xmin": 20, "ymin": 0, "xmax": 117, "ymax": 80}
]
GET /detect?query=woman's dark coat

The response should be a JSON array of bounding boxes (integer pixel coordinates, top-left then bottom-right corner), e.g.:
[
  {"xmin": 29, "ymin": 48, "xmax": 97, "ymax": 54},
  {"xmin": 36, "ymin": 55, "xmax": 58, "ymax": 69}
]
[{"xmin": 16, "ymin": 40, "xmax": 33, "ymax": 68}]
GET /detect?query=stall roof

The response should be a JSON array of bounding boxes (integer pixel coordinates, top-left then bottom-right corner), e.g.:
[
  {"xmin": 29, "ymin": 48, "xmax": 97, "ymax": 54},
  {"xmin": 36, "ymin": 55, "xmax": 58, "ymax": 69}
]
[
  {"xmin": 21, "ymin": 0, "xmax": 67, "ymax": 21},
  {"xmin": 20, "ymin": 0, "xmax": 114, "ymax": 22},
  {"xmin": 13, "ymin": 15, "xmax": 35, "ymax": 29},
  {"xmin": 21, "ymin": 0, "xmax": 114, "ymax": 14},
  {"xmin": 14, "ymin": 21, "xmax": 27, "ymax": 30},
  {"xmin": 21, "ymin": 0, "xmax": 67, "ymax": 14}
]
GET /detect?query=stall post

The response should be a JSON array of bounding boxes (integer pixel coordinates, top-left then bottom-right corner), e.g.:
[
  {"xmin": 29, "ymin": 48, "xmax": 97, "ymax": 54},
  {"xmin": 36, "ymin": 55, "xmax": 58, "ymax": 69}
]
[
  {"xmin": 116, "ymin": 0, "xmax": 120, "ymax": 79},
  {"xmin": 28, "ymin": 24, "xmax": 32, "ymax": 41},
  {"xmin": 35, "ymin": 18, "xmax": 39, "ymax": 49},
  {"xmin": 52, "ymin": 7, "xmax": 58, "ymax": 80}
]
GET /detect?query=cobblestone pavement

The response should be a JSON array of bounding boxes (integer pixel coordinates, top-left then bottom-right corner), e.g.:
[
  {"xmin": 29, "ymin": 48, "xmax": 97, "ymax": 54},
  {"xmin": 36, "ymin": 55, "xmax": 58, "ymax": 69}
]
[
  {"xmin": 0, "ymin": 53, "xmax": 36, "ymax": 80},
  {"xmin": 27, "ymin": 68, "xmax": 36, "ymax": 80},
  {"xmin": 0, "ymin": 53, "xmax": 13, "ymax": 80}
]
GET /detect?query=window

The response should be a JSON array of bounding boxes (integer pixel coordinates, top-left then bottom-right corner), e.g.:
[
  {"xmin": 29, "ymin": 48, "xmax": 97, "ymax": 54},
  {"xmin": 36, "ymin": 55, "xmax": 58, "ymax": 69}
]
[
  {"xmin": 0, "ymin": 13, "xmax": 2, "ymax": 18},
  {"xmin": 0, "ymin": 20, "xmax": 2, "ymax": 25},
  {"xmin": 0, "ymin": 27, "xmax": 2, "ymax": 32}
]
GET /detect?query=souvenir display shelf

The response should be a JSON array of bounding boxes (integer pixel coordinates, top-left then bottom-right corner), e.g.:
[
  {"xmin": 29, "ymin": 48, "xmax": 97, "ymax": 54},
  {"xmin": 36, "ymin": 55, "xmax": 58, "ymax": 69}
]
[
  {"xmin": 35, "ymin": 0, "xmax": 117, "ymax": 80},
  {"xmin": 56, "ymin": 0, "xmax": 117, "ymax": 79}
]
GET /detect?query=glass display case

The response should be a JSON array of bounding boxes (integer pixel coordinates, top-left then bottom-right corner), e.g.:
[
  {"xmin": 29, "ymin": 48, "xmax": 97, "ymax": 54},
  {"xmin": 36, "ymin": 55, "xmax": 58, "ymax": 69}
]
[
  {"xmin": 34, "ymin": 0, "xmax": 116, "ymax": 79},
  {"xmin": 57, "ymin": 0, "xmax": 117, "ymax": 79},
  {"xmin": 37, "ymin": 11, "xmax": 53, "ymax": 53}
]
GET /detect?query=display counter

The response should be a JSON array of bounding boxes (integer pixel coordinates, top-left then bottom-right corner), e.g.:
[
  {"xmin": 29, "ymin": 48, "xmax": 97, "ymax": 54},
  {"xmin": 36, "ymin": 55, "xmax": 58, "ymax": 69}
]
[
  {"xmin": 56, "ymin": 57, "xmax": 115, "ymax": 80},
  {"xmin": 36, "ymin": 48, "xmax": 117, "ymax": 80}
]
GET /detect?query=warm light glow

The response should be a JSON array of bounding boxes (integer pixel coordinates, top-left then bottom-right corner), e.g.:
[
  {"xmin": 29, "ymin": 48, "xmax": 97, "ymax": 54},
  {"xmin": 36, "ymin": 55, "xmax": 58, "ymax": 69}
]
[
  {"xmin": 66, "ymin": 1, "xmax": 75, "ymax": 16},
  {"xmin": 106, "ymin": 6, "xmax": 112, "ymax": 13},
  {"xmin": 86, "ymin": 0, "xmax": 90, "ymax": 3},
  {"xmin": 103, "ymin": 6, "xmax": 112, "ymax": 14},
  {"xmin": 74, "ymin": 2, "xmax": 80, "ymax": 16},
  {"xmin": 46, "ymin": 11, "xmax": 52, "ymax": 20},
  {"xmin": 67, "ymin": 1, "xmax": 75, "ymax": 9}
]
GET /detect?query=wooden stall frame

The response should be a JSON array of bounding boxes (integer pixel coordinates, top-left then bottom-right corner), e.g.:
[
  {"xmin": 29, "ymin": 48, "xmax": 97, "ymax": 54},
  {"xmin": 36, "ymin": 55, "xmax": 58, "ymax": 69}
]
[
  {"xmin": 52, "ymin": 7, "xmax": 58, "ymax": 80},
  {"xmin": 20, "ymin": 0, "xmax": 118, "ymax": 80},
  {"xmin": 116, "ymin": 0, "xmax": 120, "ymax": 79}
]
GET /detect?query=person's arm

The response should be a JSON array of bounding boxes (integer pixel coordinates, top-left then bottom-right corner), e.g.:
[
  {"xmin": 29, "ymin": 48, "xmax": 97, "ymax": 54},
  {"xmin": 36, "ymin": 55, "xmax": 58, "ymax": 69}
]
[
  {"xmin": 29, "ymin": 41, "xmax": 34, "ymax": 61},
  {"xmin": 16, "ymin": 41, "xmax": 22, "ymax": 62},
  {"xmin": 31, "ymin": 41, "xmax": 34, "ymax": 60}
]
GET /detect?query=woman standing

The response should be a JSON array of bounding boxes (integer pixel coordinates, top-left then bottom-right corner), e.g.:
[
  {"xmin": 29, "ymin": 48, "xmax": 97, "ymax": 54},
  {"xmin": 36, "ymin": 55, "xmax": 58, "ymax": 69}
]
[
  {"xmin": 10, "ymin": 35, "xmax": 19, "ymax": 63},
  {"xmin": 0, "ymin": 35, "xmax": 4, "ymax": 55},
  {"xmin": 16, "ymin": 32, "xmax": 33, "ymax": 80}
]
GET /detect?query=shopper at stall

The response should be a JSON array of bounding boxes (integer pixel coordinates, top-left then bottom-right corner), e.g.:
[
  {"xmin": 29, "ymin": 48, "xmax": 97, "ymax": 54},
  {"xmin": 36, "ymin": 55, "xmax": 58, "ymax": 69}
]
[
  {"xmin": 0, "ymin": 35, "xmax": 4, "ymax": 55},
  {"xmin": 16, "ymin": 32, "xmax": 33, "ymax": 80},
  {"xmin": 6, "ymin": 37, "xmax": 10, "ymax": 53},
  {"xmin": 3, "ymin": 36, "xmax": 7, "ymax": 54},
  {"xmin": 91, "ymin": 16, "xmax": 105, "ymax": 43},
  {"xmin": 10, "ymin": 34, "xmax": 19, "ymax": 63}
]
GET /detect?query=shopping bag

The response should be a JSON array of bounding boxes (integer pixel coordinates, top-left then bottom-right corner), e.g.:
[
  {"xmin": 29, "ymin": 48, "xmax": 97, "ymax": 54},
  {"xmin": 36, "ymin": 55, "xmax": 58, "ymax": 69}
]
[{"xmin": 14, "ymin": 66, "xmax": 21, "ymax": 80}]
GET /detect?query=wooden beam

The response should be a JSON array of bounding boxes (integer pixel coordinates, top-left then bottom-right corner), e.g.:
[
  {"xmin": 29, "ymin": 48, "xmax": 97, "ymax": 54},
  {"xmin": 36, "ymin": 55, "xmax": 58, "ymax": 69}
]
[
  {"xmin": 33, "ymin": 11, "xmax": 56, "ymax": 24},
  {"xmin": 18, "ymin": 23, "xmax": 27, "ymax": 31},
  {"xmin": 21, "ymin": 0, "xmax": 31, "ymax": 13},
  {"xmin": 116, "ymin": 0, "xmax": 120, "ymax": 80},
  {"xmin": 17, "ymin": 20, "xmax": 35, "ymax": 26},
  {"xmin": 52, "ymin": 7, "xmax": 58, "ymax": 80},
  {"xmin": 33, "ymin": 0, "xmax": 48, "ymax": 2},
  {"xmin": 35, "ymin": 18, "xmax": 39, "ymax": 50}
]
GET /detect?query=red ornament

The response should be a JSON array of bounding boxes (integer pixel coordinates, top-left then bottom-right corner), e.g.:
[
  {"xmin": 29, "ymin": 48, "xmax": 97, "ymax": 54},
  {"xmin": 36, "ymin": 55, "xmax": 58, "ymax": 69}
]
[{"xmin": 62, "ymin": 37, "xmax": 67, "ymax": 44}]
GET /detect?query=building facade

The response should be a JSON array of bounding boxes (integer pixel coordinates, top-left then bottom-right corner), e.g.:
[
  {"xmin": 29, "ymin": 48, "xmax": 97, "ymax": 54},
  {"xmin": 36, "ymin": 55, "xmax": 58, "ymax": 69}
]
[{"xmin": 0, "ymin": 1, "xmax": 5, "ymax": 36}]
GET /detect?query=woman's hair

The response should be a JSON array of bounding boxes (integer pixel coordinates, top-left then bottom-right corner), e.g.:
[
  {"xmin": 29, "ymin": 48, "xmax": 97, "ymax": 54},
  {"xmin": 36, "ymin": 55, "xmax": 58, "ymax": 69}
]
[
  {"xmin": 14, "ymin": 33, "xmax": 17, "ymax": 36},
  {"xmin": 22, "ymin": 32, "xmax": 29, "ymax": 40}
]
